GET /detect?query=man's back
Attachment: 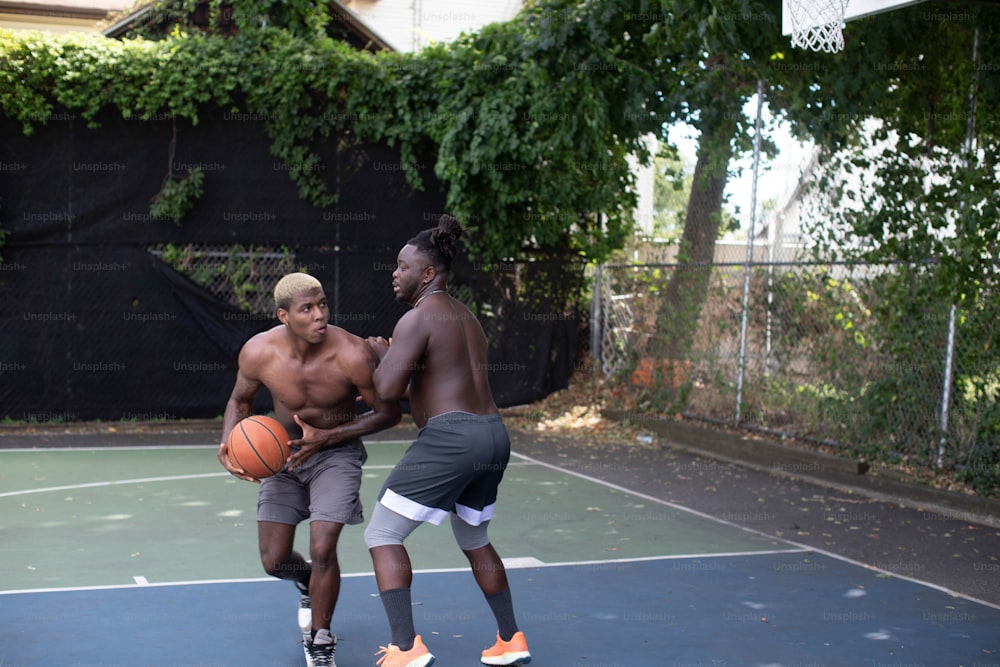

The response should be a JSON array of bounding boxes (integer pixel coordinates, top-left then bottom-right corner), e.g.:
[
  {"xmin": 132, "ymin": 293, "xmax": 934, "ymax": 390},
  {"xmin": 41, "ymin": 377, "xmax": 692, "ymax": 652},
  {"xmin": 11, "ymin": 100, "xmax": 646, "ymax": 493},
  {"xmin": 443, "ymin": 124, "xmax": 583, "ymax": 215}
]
[{"xmin": 398, "ymin": 293, "xmax": 498, "ymax": 426}]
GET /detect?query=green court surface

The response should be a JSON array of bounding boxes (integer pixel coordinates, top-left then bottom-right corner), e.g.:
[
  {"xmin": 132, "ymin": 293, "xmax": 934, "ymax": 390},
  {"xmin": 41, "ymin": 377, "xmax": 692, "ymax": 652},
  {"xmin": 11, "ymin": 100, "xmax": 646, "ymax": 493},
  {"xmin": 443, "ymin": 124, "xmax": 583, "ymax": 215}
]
[
  {"xmin": 0, "ymin": 440, "xmax": 790, "ymax": 592},
  {"xmin": 4, "ymin": 437, "xmax": 999, "ymax": 667}
]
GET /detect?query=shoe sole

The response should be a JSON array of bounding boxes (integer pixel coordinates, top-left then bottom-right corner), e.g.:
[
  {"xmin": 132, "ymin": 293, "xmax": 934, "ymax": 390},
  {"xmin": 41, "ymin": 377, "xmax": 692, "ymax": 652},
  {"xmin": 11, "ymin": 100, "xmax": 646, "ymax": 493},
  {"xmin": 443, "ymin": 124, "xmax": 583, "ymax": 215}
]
[{"xmin": 481, "ymin": 653, "xmax": 531, "ymax": 666}]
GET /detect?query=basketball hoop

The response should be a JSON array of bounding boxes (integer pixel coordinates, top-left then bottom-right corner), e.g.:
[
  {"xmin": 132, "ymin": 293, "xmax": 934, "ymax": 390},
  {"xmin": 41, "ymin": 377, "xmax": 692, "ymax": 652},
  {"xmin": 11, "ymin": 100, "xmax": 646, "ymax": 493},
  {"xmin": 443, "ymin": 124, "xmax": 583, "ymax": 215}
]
[{"xmin": 787, "ymin": 0, "xmax": 849, "ymax": 52}]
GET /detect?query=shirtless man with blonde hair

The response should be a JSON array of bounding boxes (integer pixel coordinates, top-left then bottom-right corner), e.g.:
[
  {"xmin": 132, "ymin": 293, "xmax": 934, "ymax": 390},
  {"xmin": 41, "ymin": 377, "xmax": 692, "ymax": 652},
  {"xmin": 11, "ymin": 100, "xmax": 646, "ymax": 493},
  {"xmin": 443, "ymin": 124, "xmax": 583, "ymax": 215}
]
[{"xmin": 219, "ymin": 272, "xmax": 400, "ymax": 667}]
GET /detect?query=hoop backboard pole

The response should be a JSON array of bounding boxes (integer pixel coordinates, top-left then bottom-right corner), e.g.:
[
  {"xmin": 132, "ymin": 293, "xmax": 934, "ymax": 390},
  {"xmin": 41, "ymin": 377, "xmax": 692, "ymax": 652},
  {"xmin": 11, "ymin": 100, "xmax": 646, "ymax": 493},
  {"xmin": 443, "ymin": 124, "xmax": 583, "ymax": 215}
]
[{"xmin": 734, "ymin": 79, "xmax": 766, "ymax": 428}]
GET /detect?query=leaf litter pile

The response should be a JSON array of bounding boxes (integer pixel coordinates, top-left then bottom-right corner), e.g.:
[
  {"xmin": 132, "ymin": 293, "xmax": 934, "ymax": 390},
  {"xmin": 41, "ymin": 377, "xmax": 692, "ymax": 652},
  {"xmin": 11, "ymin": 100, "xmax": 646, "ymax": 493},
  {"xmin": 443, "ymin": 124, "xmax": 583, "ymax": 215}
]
[
  {"xmin": 501, "ymin": 360, "xmax": 651, "ymax": 447},
  {"xmin": 500, "ymin": 361, "xmax": 994, "ymax": 499}
]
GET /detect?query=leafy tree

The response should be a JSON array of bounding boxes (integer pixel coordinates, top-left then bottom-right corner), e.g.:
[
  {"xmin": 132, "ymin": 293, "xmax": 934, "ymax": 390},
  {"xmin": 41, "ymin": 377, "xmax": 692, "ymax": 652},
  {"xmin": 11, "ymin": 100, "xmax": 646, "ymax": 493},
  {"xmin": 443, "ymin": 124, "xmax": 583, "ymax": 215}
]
[
  {"xmin": 0, "ymin": 0, "xmax": 674, "ymax": 263},
  {"xmin": 3, "ymin": 0, "xmax": 996, "ymax": 281},
  {"xmin": 617, "ymin": 0, "xmax": 787, "ymax": 371},
  {"xmin": 788, "ymin": 4, "xmax": 1000, "ymax": 480},
  {"xmin": 794, "ymin": 2, "xmax": 1000, "ymax": 297},
  {"xmin": 601, "ymin": 0, "xmax": 999, "ymax": 392}
]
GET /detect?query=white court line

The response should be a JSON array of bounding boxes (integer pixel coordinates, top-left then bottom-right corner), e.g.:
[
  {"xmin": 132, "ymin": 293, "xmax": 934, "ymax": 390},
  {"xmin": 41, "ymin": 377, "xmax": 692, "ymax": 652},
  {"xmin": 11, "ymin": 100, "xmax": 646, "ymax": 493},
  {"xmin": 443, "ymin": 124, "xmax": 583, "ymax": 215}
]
[
  {"xmin": 0, "ymin": 464, "xmax": 531, "ymax": 499},
  {"xmin": 0, "ymin": 447, "xmax": 530, "ymax": 499},
  {"xmin": 511, "ymin": 450, "xmax": 1000, "ymax": 612},
  {"xmin": 0, "ymin": 472, "xmax": 229, "ymax": 498},
  {"xmin": 0, "ymin": 549, "xmax": 811, "ymax": 596},
  {"xmin": 509, "ymin": 451, "xmax": 809, "ymax": 551},
  {"xmin": 4, "ymin": 446, "xmax": 998, "ymax": 611},
  {"xmin": 1, "ymin": 469, "xmax": 392, "ymax": 498}
]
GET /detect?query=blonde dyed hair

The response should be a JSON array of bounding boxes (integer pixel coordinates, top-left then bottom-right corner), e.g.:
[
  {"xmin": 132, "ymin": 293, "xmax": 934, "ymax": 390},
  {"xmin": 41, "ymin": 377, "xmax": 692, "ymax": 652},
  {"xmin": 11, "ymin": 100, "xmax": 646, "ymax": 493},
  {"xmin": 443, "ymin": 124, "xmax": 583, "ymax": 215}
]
[{"xmin": 274, "ymin": 272, "xmax": 323, "ymax": 311}]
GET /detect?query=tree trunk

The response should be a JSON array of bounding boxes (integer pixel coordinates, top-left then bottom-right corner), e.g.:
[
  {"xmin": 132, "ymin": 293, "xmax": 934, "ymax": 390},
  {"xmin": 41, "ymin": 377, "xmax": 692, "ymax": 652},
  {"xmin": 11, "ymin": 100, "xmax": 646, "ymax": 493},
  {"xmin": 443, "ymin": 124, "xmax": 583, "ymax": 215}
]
[{"xmin": 651, "ymin": 115, "xmax": 735, "ymax": 368}]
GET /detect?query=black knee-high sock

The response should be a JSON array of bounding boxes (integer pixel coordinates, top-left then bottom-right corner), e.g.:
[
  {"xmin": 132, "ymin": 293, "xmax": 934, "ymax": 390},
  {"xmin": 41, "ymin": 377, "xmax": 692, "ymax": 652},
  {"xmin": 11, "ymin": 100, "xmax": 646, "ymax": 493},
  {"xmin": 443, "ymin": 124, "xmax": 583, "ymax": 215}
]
[
  {"xmin": 379, "ymin": 588, "xmax": 416, "ymax": 650},
  {"xmin": 486, "ymin": 588, "xmax": 519, "ymax": 641}
]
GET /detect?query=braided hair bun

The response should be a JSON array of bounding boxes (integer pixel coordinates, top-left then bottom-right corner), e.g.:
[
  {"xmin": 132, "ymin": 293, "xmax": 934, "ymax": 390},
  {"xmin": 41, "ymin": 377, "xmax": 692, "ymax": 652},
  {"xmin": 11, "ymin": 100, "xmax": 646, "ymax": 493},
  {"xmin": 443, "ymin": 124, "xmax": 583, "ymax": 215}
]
[
  {"xmin": 429, "ymin": 215, "xmax": 462, "ymax": 263},
  {"xmin": 409, "ymin": 214, "xmax": 464, "ymax": 271}
]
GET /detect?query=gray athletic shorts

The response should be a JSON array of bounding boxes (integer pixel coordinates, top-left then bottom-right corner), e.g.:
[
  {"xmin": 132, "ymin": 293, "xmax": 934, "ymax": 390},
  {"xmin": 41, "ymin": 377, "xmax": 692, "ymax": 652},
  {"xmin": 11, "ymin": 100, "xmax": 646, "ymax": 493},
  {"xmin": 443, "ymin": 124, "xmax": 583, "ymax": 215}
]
[
  {"xmin": 257, "ymin": 439, "xmax": 367, "ymax": 526},
  {"xmin": 377, "ymin": 412, "xmax": 510, "ymax": 526}
]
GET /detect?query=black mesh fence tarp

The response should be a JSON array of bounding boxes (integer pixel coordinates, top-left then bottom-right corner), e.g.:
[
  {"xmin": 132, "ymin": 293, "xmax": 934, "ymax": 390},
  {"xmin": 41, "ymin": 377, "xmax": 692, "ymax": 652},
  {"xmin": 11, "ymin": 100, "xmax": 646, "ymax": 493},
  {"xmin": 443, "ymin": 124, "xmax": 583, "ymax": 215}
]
[
  {"xmin": 0, "ymin": 244, "xmax": 272, "ymax": 421},
  {"xmin": 0, "ymin": 110, "xmax": 583, "ymax": 422},
  {"xmin": 454, "ymin": 258, "xmax": 584, "ymax": 407},
  {"xmin": 1, "ymin": 108, "xmax": 443, "ymax": 247}
]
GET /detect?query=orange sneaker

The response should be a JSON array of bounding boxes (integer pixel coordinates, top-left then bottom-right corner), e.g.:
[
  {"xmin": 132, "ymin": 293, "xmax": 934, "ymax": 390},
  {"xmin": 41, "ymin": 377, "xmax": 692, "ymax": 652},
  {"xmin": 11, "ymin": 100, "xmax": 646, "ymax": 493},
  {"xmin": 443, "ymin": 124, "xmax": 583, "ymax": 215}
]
[
  {"xmin": 374, "ymin": 634, "xmax": 435, "ymax": 667},
  {"xmin": 481, "ymin": 631, "xmax": 531, "ymax": 665}
]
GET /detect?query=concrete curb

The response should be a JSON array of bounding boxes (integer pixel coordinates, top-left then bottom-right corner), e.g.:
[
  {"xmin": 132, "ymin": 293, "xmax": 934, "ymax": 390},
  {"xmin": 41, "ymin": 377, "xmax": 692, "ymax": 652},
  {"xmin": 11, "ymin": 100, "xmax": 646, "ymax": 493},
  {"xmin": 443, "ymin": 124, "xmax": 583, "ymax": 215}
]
[{"xmin": 0, "ymin": 419, "xmax": 223, "ymax": 435}]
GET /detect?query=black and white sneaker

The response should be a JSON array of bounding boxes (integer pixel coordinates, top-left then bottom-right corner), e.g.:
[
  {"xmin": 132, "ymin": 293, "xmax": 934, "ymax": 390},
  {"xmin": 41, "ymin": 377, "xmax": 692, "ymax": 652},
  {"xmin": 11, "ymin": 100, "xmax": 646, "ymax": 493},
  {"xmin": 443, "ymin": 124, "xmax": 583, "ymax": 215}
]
[
  {"xmin": 296, "ymin": 580, "xmax": 311, "ymax": 634},
  {"xmin": 303, "ymin": 628, "xmax": 336, "ymax": 667}
]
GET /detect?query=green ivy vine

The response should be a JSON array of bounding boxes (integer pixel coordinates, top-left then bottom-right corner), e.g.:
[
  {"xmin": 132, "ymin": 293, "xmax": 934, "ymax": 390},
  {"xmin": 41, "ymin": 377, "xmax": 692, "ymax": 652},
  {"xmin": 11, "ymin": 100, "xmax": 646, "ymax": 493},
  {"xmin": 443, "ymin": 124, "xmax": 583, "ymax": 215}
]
[
  {"xmin": 0, "ymin": 0, "xmax": 670, "ymax": 262},
  {"xmin": 150, "ymin": 166, "xmax": 204, "ymax": 222}
]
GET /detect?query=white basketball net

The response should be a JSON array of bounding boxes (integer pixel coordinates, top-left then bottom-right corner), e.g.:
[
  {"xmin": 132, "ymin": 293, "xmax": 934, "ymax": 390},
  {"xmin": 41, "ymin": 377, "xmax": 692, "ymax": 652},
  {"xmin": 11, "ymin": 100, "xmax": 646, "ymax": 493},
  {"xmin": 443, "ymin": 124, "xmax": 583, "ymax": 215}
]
[{"xmin": 788, "ymin": 0, "xmax": 849, "ymax": 53}]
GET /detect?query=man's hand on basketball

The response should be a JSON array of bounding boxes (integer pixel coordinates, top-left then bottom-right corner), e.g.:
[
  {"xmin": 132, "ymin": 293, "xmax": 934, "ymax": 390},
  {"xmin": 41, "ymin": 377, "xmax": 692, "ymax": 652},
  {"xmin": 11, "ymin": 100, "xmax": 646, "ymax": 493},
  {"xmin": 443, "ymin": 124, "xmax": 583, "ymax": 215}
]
[{"xmin": 217, "ymin": 441, "xmax": 261, "ymax": 483}]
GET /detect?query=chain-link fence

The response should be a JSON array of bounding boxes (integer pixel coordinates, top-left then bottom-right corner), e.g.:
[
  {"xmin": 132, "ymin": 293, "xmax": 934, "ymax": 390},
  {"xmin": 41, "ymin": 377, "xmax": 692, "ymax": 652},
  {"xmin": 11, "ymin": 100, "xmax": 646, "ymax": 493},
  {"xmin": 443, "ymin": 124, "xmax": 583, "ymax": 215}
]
[
  {"xmin": 595, "ymin": 256, "xmax": 1000, "ymax": 493},
  {"xmin": 148, "ymin": 242, "xmax": 585, "ymax": 409},
  {"xmin": 149, "ymin": 244, "xmax": 299, "ymax": 314},
  {"xmin": 146, "ymin": 243, "xmax": 408, "ymax": 333}
]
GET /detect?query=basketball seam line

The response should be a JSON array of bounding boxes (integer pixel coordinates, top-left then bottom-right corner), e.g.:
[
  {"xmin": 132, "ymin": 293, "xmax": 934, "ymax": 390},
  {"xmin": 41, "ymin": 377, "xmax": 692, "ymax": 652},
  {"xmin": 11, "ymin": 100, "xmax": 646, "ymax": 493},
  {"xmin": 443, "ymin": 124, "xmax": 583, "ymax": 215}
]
[
  {"xmin": 237, "ymin": 419, "xmax": 278, "ymax": 476},
  {"xmin": 249, "ymin": 416, "xmax": 284, "ymax": 475}
]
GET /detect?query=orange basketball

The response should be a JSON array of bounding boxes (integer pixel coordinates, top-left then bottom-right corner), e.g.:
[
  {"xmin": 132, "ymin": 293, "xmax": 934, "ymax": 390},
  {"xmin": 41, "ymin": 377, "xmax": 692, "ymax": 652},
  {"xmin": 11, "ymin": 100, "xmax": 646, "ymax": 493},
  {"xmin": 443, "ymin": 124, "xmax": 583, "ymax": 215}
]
[{"xmin": 226, "ymin": 415, "xmax": 290, "ymax": 479}]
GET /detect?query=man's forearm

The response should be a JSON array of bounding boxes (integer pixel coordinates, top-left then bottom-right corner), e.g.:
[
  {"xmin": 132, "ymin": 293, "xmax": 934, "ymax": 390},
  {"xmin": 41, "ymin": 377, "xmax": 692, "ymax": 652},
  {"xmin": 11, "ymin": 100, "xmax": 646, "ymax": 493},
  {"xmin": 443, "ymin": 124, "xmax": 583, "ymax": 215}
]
[
  {"xmin": 221, "ymin": 399, "xmax": 253, "ymax": 442},
  {"xmin": 319, "ymin": 405, "xmax": 401, "ymax": 446}
]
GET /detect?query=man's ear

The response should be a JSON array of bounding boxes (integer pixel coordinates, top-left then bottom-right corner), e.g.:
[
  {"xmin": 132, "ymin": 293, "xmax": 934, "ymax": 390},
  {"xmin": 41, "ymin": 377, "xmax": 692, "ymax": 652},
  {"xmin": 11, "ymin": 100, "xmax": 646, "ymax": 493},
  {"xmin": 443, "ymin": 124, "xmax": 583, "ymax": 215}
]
[
  {"xmin": 423, "ymin": 264, "xmax": 437, "ymax": 284},
  {"xmin": 277, "ymin": 308, "xmax": 289, "ymax": 325}
]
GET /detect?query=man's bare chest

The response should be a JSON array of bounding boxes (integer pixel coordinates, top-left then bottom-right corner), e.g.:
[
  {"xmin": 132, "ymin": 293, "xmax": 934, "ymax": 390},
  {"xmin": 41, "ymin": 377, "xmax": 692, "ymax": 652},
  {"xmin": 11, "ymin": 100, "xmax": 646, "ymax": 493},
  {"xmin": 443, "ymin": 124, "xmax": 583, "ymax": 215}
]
[{"xmin": 259, "ymin": 358, "xmax": 352, "ymax": 410}]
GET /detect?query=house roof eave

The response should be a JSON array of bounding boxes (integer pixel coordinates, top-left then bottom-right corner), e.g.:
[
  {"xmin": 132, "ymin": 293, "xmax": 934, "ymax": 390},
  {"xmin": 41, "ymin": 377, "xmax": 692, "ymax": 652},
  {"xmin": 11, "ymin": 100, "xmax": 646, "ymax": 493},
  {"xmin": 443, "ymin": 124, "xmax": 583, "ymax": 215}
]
[{"xmin": 98, "ymin": 0, "xmax": 395, "ymax": 52}]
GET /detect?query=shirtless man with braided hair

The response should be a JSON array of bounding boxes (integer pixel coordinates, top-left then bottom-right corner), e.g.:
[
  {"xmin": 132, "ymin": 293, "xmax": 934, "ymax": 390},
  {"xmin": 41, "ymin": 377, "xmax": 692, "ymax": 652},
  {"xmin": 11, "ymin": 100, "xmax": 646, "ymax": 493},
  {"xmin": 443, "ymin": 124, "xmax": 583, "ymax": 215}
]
[{"xmin": 365, "ymin": 215, "xmax": 531, "ymax": 667}]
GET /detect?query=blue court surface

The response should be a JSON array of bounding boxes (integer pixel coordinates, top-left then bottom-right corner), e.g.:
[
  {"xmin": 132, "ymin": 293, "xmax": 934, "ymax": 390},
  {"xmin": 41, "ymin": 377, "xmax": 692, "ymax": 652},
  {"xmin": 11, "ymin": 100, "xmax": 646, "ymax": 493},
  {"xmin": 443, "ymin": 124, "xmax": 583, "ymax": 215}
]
[{"xmin": 1, "ymin": 438, "xmax": 998, "ymax": 666}]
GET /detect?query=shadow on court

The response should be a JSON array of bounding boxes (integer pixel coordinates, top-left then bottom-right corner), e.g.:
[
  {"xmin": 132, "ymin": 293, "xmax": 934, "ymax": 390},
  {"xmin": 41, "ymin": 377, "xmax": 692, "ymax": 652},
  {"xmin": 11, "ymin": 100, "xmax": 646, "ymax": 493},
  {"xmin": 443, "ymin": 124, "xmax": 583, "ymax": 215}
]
[{"xmin": 1, "ymin": 428, "xmax": 998, "ymax": 666}]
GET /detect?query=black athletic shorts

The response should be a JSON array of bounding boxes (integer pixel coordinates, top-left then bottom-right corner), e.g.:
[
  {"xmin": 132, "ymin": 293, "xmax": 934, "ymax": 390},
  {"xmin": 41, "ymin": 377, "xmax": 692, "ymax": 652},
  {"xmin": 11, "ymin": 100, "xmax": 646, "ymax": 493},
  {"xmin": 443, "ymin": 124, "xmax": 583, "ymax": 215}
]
[{"xmin": 378, "ymin": 412, "xmax": 510, "ymax": 526}]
